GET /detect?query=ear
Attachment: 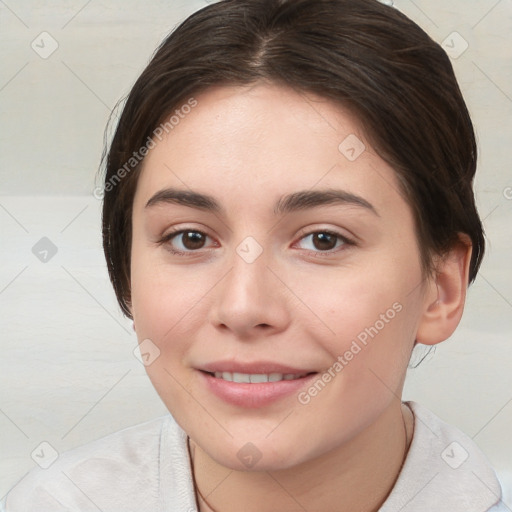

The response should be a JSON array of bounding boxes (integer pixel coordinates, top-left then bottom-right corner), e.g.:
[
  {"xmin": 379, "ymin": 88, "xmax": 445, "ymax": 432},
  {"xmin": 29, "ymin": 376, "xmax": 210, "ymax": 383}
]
[{"xmin": 416, "ymin": 234, "xmax": 473, "ymax": 345}]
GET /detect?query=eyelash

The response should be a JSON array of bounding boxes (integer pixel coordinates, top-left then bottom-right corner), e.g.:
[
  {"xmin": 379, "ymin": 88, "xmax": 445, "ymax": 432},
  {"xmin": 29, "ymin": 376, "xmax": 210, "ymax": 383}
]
[{"xmin": 158, "ymin": 227, "xmax": 356, "ymax": 258}]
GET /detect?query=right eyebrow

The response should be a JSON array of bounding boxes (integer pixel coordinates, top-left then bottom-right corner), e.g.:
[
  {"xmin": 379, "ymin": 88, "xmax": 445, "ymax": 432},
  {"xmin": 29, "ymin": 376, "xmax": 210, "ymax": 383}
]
[{"xmin": 145, "ymin": 188, "xmax": 224, "ymax": 214}]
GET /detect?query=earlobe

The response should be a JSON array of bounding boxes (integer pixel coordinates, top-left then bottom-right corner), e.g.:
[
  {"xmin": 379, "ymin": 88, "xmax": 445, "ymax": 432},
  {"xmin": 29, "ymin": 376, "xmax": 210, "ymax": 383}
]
[{"xmin": 416, "ymin": 235, "xmax": 473, "ymax": 346}]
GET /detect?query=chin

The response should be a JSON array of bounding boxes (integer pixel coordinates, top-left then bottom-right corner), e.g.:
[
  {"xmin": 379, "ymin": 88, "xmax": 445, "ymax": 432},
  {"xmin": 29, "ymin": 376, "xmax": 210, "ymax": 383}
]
[{"xmin": 198, "ymin": 434, "xmax": 313, "ymax": 472}]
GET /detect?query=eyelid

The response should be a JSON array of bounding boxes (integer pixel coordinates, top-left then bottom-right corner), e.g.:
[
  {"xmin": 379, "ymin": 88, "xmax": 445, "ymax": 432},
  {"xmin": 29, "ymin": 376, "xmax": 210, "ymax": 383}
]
[
  {"xmin": 297, "ymin": 225, "xmax": 363, "ymax": 245},
  {"xmin": 158, "ymin": 226, "xmax": 217, "ymax": 255},
  {"xmin": 292, "ymin": 227, "xmax": 356, "ymax": 256},
  {"xmin": 294, "ymin": 224, "xmax": 356, "ymax": 243}
]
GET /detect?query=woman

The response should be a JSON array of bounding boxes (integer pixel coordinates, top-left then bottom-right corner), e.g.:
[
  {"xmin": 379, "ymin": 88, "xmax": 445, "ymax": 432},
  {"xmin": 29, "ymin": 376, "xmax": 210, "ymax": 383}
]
[{"xmin": 4, "ymin": 0, "xmax": 506, "ymax": 510}]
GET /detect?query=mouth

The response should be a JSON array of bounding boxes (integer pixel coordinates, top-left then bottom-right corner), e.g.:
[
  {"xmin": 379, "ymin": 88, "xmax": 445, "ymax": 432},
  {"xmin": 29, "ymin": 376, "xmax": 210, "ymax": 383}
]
[
  {"xmin": 197, "ymin": 366, "xmax": 320, "ymax": 408},
  {"xmin": 203, "ymin": 370, "xmax": 316, "ymax": 383}
]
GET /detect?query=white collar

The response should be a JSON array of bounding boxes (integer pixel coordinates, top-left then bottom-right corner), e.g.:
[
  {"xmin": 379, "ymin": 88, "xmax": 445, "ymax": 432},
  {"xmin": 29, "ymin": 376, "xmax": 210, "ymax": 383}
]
[{"xmin": 161, "ymin": 401, "xmax": 503, "ymax": 511}]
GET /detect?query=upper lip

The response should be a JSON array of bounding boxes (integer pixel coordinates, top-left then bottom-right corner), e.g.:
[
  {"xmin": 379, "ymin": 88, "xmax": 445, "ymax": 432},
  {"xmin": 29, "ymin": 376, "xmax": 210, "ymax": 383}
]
[{"xmin": 199, "ymin": 361, "xmax": 317, "ymax": 375}]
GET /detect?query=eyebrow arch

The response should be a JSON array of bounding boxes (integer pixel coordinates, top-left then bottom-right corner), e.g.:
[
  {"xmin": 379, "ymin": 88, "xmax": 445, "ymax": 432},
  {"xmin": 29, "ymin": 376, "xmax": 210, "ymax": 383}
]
[
  {"xmin": 274, "ymin": 189, "xmax": 379, "ymax": 217},
  {"xmin": 145, "ymin": 187, "xmax": 379, "ymax": 217},
  {"xmin": 145, "ymin": 188, "xmax": 221, "ymax": 213}
]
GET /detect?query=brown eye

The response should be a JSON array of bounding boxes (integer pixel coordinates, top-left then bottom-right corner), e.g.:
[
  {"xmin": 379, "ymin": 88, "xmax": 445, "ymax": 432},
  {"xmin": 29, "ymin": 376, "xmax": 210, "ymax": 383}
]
[
  {"xmin": 311, "ymin": 232, "xmax": 338, "ymax": 251},
  {"xmin": 180, "ymin": 231, "xmax": 206, "ymax": 250},
  {"xmin": 295, "ymin": 230, "xmax": 352, "ymax": 255},
  {"xmin": 162, "ymin": 229, "xmax": 212, "ymax": 254}
]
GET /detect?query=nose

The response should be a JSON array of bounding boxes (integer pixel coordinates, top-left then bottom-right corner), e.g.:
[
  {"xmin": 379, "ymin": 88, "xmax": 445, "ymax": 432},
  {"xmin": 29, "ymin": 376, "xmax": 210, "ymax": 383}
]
[{"xmin": 208, "ymin": 246, "xmax": 291, "ymax": 339}]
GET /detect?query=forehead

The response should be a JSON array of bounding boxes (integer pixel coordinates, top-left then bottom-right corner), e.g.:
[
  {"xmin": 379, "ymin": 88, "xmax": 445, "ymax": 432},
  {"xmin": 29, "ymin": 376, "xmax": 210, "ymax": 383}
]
[{"xmin": 133, "ymin": 83, "xmax": 406, "ymax": 217}]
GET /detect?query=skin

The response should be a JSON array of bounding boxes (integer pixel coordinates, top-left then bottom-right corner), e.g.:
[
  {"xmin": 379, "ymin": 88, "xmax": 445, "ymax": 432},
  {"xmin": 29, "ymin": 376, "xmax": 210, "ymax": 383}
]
[{"xmin": 129, "ymin": 83, "xmax": 472, "ymax": 512}]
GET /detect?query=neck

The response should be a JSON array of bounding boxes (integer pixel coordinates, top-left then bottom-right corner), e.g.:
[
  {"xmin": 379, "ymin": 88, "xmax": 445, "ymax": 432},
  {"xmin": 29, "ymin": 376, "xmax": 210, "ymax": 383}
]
[{"xmin": 189, "ymin": 401, "xmax": 414, "ymax": 512}]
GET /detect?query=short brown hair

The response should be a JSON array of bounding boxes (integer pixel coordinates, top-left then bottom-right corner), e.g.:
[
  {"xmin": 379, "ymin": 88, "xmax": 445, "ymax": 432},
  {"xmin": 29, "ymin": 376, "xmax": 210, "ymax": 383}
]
[{"xmin": 100, "ymin": 0, "xmax": 485, "ymax": 320}]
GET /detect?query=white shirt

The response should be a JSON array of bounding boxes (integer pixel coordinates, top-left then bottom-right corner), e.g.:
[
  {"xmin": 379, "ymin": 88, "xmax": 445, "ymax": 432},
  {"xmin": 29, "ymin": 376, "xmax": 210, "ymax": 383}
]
[{"xmin": 2, "ymin": 401, "xmax": 507, "ymax": 511}]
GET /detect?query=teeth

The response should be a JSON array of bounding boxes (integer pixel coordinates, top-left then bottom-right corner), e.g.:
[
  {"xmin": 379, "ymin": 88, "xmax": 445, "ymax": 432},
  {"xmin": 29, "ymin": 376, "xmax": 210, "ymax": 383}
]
[{"xmin": 213, "ymin": 372, "xmax": 307, "ymax": 383}]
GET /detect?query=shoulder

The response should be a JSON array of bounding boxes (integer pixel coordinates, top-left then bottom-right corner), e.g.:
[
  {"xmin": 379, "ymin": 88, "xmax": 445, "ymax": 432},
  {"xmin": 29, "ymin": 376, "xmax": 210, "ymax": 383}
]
[
  {"xmin": 380, "ymin": 401, "xmax": 506, "ymax": 512},
  {"xmin": 2, "ymin": 414, "xmax": 179, "ymax": 512},
  {"xmin": 487, "ymin": 503, "xmax": 511, "ymax": 512}
]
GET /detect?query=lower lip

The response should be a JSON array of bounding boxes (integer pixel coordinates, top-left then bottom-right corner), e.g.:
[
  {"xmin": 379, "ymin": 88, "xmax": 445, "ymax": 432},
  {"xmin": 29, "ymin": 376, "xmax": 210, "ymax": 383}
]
[{"xmin": 198, "ymin": 371, "xmax": 318, "ymax": 408}]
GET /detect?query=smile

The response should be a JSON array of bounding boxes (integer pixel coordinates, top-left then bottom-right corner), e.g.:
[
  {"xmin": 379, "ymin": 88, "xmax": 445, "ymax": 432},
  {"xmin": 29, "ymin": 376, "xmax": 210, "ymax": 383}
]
[
  {"xmin": 198, "ymin": 368, "xmax": 318, "ymax": 408},
  {"xmin": 212, "ymin": 372, "xmax": 311, "ymax": 383}
]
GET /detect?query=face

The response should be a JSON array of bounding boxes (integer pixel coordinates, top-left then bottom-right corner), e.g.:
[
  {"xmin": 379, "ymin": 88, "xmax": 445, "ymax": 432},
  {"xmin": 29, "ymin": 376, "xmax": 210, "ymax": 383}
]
[{"xmin": 130, "ymin": 83, "xmax": 432, "ymax": 471}]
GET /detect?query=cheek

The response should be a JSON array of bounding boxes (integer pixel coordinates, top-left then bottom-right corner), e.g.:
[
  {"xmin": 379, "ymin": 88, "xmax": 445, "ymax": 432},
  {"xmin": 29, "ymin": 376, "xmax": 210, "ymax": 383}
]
[
  {"xmin": 131, "ymin": 262, "xmax": 203, "ymax": 344},
  {"xmin": 130, "ymin": 241, "xmax": 222, "ymax": 369},
  {"xmin": 293, "ymin": 260, "xmax": 420, "ymax": 387},
  {"xmin": 296, "ymin": 264, "xmax": 412, "ymax": 338},
  {"xmin": 130, "ymin": 251, "xmax": 209, "ymax": 407}
]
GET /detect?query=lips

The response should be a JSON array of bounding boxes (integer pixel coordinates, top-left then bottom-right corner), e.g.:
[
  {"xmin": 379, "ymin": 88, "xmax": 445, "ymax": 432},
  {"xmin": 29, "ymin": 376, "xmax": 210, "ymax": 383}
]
[
  {"xmin": 198, "ymin": 371, "xmax": 317, "ymax": 408},
  {"xmin": 196, "ymin": 360, "xmax": 319, "ymax": 408},
  {"xmin": 199, "ymin": 360, "xmax": 316, "ymax": 375}
]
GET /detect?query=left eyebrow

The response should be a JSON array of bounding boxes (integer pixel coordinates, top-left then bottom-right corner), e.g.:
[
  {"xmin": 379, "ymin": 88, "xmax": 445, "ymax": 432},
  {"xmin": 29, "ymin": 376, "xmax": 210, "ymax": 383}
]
[
  {"xmin": 144, "ymin": 187, "xmax": 379, "ymax": 217},
  {"xmin": 274, "ymin": 189, "xmax": 379, "ymax": 217}
]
